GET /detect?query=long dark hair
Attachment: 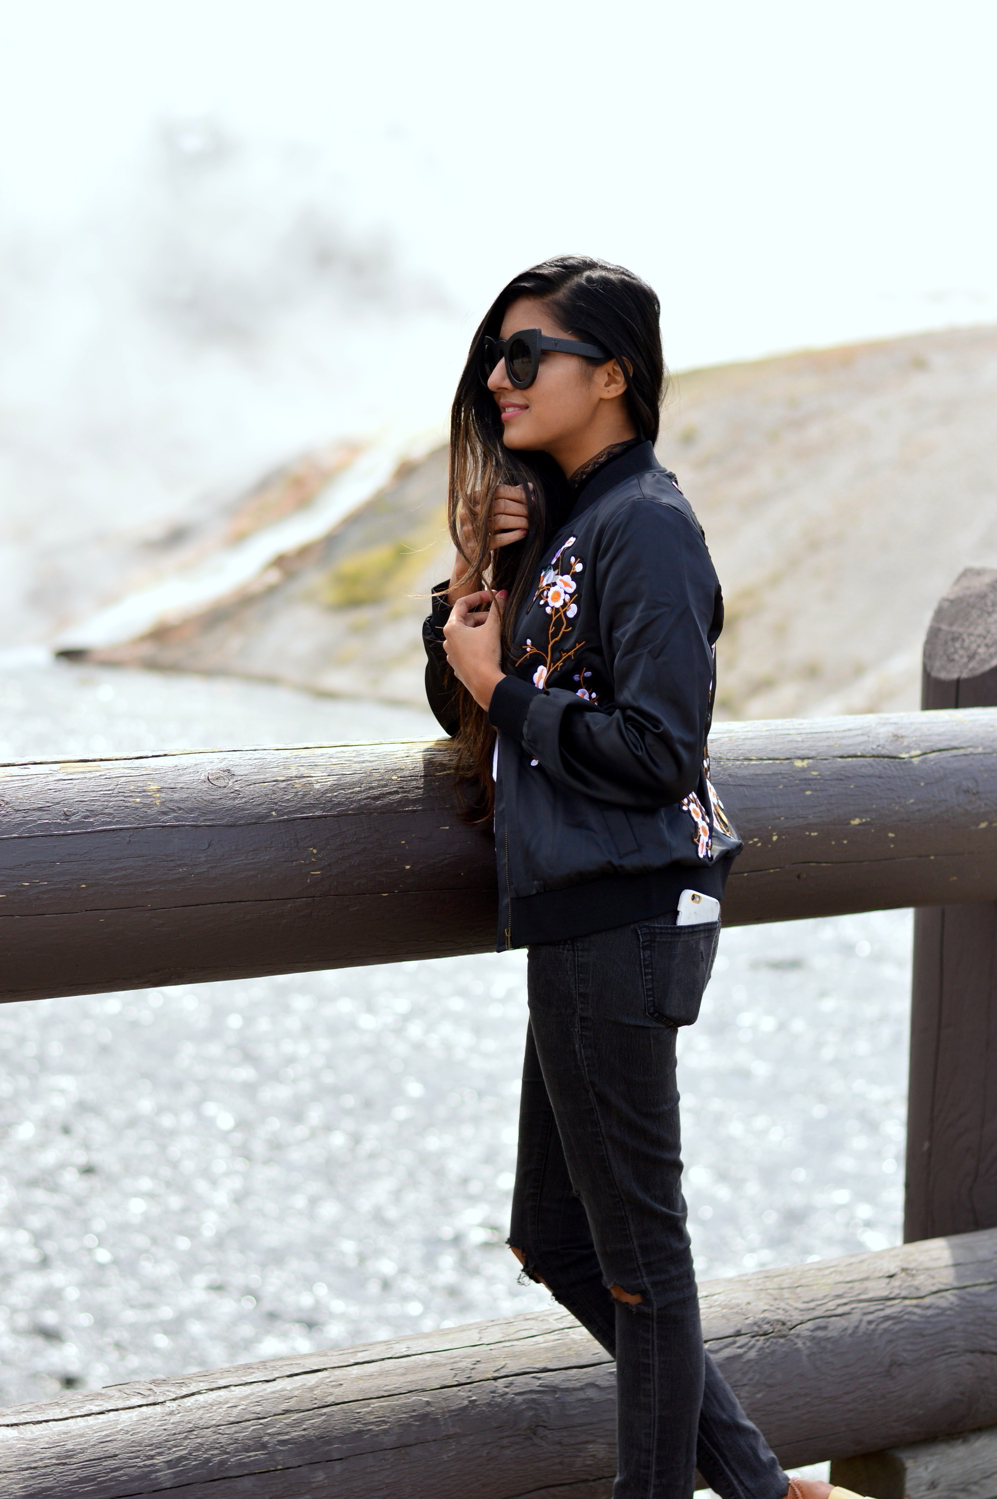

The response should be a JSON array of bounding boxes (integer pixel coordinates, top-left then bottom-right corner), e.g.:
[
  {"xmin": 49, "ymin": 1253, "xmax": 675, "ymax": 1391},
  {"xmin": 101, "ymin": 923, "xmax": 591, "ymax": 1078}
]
[{"xmin": 447, "ymin": 254, "xmax": 667, "ymax": 818}]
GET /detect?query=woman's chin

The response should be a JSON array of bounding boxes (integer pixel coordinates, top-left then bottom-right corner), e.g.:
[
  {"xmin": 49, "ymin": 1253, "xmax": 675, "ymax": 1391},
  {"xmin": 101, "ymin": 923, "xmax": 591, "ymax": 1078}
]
[{"xmin": 502, "ymin": 423, "xmax": 536, "ymax": 450}]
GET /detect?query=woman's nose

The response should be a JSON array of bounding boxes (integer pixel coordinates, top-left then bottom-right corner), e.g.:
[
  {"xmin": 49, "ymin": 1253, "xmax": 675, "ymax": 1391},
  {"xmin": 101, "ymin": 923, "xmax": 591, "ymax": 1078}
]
[{"xmin": 487, "ymin": 358, "xmax": 511, "ymax": 392}]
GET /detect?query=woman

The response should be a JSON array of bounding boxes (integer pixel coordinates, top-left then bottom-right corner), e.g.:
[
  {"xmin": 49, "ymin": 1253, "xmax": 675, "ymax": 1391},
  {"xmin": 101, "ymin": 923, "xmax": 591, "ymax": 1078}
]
[{"xmin": 422, "ymin": 256, "xmax": 860, "ymax": 1499}]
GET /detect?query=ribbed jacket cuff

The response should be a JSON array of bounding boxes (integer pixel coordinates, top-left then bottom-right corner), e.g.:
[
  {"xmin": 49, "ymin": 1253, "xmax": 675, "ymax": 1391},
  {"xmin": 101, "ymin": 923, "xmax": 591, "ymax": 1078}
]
[
  {"xmin": 488, "ymin": 674, "xmax": 540, "ymax": 744},
  {"xmin": 427, "ymin": 578, "xmax": 453, "ymax": 639}
]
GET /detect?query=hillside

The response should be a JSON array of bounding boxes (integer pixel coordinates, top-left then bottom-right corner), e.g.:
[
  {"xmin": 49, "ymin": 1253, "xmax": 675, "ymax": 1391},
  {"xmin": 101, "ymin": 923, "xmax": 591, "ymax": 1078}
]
[
  {"xmin": 670, "ymin": 324, "xmax": 997, "ymax": 717},
  {"xmin": 66, "ymin": 324, "xmax": 997, "ymax": 720}
]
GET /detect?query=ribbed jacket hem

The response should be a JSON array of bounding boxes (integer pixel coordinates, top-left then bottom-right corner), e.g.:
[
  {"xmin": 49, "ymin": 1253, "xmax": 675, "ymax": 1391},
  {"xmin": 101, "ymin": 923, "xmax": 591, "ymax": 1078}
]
[{"xmin": 510, "ymin": 855, "xmax": 734, "ymax": 946}]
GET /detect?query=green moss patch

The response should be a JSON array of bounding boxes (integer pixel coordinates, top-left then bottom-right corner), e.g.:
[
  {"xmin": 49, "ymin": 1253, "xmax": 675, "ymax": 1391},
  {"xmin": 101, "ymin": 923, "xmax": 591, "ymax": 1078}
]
[{"xmin": 317, "ymin": 539, "xmax": 426, "ymax": 610}]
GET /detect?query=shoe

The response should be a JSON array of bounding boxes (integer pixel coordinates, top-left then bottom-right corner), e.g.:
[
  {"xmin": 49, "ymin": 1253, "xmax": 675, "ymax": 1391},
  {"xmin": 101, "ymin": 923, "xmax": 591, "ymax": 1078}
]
[{"xmin": 786, "ymin": 1481, "xmax": 872, "ymax": 1499}]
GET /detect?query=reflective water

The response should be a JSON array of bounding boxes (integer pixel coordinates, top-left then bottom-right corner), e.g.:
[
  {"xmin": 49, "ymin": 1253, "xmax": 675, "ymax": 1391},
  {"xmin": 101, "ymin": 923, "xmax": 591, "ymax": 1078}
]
[{"xmin": 0, "ymin": 660, "xmax": 911, "ymax": 1413}]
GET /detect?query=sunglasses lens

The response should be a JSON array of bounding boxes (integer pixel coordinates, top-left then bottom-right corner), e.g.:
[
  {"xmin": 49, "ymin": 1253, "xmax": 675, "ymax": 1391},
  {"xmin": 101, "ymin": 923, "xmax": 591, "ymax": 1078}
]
[{"xmin": 507, "ymin": 336, "xmax": 534, "ymax": 386}]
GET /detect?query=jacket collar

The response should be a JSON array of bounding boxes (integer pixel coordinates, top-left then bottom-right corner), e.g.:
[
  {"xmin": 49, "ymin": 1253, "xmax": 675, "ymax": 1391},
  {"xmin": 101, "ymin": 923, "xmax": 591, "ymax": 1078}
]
[{"xmin": 567, "ymin": 438, "xmax": 660, "ymax": 522}]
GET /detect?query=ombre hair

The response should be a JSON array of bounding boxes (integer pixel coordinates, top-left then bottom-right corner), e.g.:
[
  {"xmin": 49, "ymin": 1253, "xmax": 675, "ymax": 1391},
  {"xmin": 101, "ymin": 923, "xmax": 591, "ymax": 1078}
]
[{"xmin": 447, "ymin": 255, "xmax": 666, "ymax": 818}]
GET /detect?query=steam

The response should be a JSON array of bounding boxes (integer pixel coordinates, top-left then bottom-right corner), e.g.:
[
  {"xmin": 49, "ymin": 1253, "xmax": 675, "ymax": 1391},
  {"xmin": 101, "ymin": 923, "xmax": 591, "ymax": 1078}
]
[
  {"xmin": 0, "ymin": 120, "xmax": 460, "ymax": 644},
  {"xmin": 139, "ymin": 119, "xmax": 448, "ymax": 346}
]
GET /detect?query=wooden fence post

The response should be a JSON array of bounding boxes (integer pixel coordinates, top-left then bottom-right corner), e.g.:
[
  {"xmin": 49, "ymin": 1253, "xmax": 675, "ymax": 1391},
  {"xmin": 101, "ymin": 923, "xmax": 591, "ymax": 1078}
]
[
  {"xmin": 905, "ymin": 567, "xmax": 997, "ymax": 1241},
  {"xmin": 832, "ymin": 1426, "xmax": 997, "ymax": 1499}
]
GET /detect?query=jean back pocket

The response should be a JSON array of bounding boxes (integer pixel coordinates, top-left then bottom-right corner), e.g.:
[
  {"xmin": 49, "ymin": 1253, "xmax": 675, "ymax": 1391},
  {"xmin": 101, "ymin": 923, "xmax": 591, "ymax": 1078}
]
[{"xmin": 637, "ymin": 917, "xmax": 720, "ymax": 1027}]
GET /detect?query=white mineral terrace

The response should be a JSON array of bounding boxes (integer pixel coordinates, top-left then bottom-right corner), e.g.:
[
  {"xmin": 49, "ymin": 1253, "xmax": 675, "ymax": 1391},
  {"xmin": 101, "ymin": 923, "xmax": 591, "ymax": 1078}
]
[{"xmin": 51, "ymin": 425, "xmax": 444, "ymax": 654}]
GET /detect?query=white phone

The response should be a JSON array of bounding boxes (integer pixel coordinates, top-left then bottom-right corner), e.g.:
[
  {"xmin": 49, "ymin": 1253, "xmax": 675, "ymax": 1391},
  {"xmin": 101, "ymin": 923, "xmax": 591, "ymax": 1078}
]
[{"xmin": 676, "ymin": 889, "xmax": 721, "ymax": 926}]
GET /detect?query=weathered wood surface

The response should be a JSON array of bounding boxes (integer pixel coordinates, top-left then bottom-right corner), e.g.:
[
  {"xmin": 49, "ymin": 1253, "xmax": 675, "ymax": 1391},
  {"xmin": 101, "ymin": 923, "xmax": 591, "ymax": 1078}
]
[
  {"xmin": 4, "ymin": 709, "xmax": 997, "ymax": 1002},
  {"xmin": 0, "ymin": 1230, "xmax": 994, "ymax": 1498},
  {"xmin": 919, "ymin": 566, "xmax": 997, "ymax": 698},
  {"xmin": 832, "ymin": 1425, "xmax": 997, "ymax": 1499},
  {"xmin": 906, "ymin": 569, "xmax": 997, "ymax": 1241}
]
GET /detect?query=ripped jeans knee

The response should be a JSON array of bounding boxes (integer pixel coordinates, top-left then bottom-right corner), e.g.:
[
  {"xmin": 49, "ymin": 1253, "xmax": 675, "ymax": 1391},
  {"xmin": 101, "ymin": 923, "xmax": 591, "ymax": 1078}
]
[
  {"xmin": 509, "ymin": 1242, "xmax": 643, "ymax": 1309},
  {"xmin": 508, "ymin": 1241, "xmax": 551, "ymax": 1290},
  {"xmin": 609, "ymin": 1281, "xmax": 644, "ymax": 1307}
]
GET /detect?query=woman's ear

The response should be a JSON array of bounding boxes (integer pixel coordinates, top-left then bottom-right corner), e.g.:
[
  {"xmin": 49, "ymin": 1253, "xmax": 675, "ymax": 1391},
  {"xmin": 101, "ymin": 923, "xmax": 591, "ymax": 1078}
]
[{"xmin": 597, "ymin": 357, "xmax": 630, "ymax": 401}]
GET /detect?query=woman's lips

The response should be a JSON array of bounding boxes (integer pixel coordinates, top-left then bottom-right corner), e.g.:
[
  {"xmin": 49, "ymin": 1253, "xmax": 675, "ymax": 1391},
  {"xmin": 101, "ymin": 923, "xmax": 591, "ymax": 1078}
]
[{"xmin": 500, "ymin": 403, "xmax": 528, "ymax": 422}]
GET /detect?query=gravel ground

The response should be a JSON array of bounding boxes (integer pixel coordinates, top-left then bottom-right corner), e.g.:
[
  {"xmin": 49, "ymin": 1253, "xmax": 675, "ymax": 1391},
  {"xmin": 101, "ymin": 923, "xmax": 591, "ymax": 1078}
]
[
  {"xmin": 0, "ymin": 649, "xmax": 438, "ymax": 760},
  {"xmin": 0, "ymin": 912, "xmax": 909, "ymax": 1410},
  {"xmin": 0, "ymin": 657, "xmax": 910, "ymax": 1499}
]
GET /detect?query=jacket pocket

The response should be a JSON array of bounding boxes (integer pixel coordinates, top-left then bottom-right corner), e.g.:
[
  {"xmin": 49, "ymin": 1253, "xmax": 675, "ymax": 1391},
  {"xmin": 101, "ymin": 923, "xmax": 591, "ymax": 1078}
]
[
  {"xmin": 597, "ymin": 803, "xmax": 639, "ymax": 858},
  {"xmin": 637, "ymin": 917, "xmax": 720, "ymax": 1026}
]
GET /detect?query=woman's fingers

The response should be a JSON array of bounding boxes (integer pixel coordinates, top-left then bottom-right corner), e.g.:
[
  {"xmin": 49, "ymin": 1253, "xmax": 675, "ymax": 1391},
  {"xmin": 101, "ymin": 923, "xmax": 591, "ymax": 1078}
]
[
  {"xmin": 493, "ymin": 486, "xmax": 530, "ymax": 518},
  {"xmin": 489, "ymin": 484, "xmax": 530, "ymax": 549},
  {"xmin": 489, "ymin": 527, "xmax": 529, "ymax": 548},
  {"xmin": 463, "ymin": 486, "xmax": 527, "ymax": 527},
  {"xmin": 442, "ymin": 589, "xmax": 507, "ymax": 701},
  {"xmin": 457, "ymin": 485, "xmax": 530, "ymax": 554},
  {"xmin": 447, "ymin": 589, "xmax": 497, "ymax": 628},
  {"xmin": 493, "ymin": 486, "xmax": 530, "ymax": 517}
]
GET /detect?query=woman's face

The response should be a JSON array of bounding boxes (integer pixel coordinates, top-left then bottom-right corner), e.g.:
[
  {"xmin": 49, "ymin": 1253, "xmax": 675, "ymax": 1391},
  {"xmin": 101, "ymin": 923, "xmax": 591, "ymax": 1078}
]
[{"xmin": 487, "ymin": 296, "xmax": 619, "ymax": 461}]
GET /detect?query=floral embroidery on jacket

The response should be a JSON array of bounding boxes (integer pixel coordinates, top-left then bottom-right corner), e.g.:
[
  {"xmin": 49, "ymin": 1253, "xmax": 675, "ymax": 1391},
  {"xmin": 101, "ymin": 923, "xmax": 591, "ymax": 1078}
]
[
  {"xmin": 682, "ymin": 791, "xmax": 712, "ymax": 859},
  {"xmin": 703, "ymin": 752, "xmax": 736, "ymax": 838},
  {"xmin": 517, "ymin": 537, "xmax": 588, "ymax": 690}
]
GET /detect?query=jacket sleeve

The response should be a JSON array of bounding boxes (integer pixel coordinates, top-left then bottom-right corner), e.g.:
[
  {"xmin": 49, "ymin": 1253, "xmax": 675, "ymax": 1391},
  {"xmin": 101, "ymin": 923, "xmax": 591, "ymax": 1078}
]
[
  {"xmin": 423, "ymin": 579, "xmax": 461, "ymax": 738},
  {"xmin": 488, "ymin": 499, "xmax": 719, "ymax": 809}
]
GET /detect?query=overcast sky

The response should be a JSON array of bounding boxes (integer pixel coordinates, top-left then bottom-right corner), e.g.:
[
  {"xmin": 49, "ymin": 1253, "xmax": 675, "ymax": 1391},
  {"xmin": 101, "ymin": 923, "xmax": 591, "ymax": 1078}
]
[
  {"xmin": 0, "ymin": 0, "xmax": 995, "ymax": 612},
  {"xmin": 3, "ymin": 0, "xmax": 995, "ymax": 368}
]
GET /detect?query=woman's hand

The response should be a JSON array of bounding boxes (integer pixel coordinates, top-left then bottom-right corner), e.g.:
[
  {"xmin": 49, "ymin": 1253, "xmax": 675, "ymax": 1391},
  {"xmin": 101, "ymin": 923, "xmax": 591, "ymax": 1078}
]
[
  {"xmin": 443, "ymin": 588, "xmax": 507, "ymax": 711},
  {"xmin": 447, "ymin": 484, "xmax": 530, "ymax": 605},
  {"xmin": 488, "ymin": 482, "xmax": 530, "ymax": 550}
]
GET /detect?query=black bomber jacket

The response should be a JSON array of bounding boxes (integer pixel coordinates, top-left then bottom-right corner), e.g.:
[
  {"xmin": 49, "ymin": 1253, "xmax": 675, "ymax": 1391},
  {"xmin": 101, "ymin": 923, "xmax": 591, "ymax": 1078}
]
[{"xmin": 422, "ymin": 440, "xmax": 742, "ymax": 950}]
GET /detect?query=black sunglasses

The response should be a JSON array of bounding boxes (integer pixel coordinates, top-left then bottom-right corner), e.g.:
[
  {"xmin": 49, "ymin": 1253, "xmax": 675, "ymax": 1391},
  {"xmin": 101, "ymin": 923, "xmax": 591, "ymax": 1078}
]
[{"xmin": 479, "ymin": 327, "xmax": 609, "ymax": 389}]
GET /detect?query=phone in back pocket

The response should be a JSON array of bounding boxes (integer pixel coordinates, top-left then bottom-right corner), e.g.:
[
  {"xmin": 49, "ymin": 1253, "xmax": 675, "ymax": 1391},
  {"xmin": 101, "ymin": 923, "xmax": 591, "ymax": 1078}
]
[{"xmin": 676, "ymin": 889, "xmax": 721, "ymax": 926}]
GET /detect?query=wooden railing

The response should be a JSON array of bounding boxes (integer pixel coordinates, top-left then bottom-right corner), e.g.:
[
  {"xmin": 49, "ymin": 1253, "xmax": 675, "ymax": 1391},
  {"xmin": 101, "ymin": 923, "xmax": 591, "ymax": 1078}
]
[
  {"xmin": 0, "ymin": 1230, "xmax": 994, "ymax": 1498},
  {"xmin": 4, "ymin": 708, "xmax": 997, "ymax": 1004},
  {"xmin": 1, "ymin": 568, "xmax": 996, "ymax": 1497}
]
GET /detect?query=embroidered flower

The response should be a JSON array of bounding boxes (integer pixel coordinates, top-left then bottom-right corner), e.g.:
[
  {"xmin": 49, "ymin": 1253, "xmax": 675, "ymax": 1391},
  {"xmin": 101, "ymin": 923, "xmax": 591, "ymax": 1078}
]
[
  {"xmin": 703, "ymin": 753, "xmax": 736, "ymax": 838},
  {"xmin": 682, "ymin": 791, "xmax": 712, "ymax": 859},
  {"xmin": 518, "ymin": 540, "xmax": 587, "ymax": 692},
  {"xmin": 544, "ymin": 573, "xmax": 577, "ymax": 611},
  {"xmin": 573, "ymin": 667, "xmax": 598, "ymax": 702},
  {"xmin": 533, "ymin": 541, "xmax": 581, "ymax": 605}
]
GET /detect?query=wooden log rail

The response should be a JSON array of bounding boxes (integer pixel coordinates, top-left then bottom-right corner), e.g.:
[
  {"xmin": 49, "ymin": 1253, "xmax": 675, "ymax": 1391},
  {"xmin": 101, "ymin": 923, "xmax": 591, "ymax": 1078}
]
[
  {"xmin": 4, "ymin": 708, "xmax": 997, "ymax": 1003},
  {"xmin": 0, "ymin": 1229, "xmax": 994, "ymax": 1498}
]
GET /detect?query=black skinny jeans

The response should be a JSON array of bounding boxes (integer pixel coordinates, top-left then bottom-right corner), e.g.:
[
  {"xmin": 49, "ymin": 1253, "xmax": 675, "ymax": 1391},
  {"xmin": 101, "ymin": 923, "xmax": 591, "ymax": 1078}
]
[{"xmin": 510, "ymin": 913, "xmax": 790, "ymax": 1499}]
